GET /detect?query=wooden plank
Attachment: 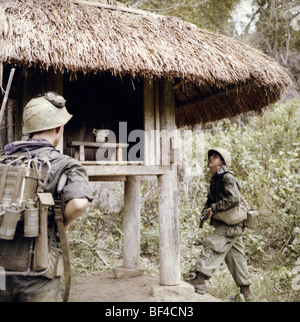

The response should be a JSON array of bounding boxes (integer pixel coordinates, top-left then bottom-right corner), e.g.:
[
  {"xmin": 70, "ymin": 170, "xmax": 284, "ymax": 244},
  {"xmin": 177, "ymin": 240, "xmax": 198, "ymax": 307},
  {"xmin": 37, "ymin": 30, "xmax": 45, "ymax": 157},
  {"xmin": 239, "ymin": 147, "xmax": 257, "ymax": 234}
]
[
  {"xmin": 84, "ymin": 165, "xmax": 168, "ymax": 176},
  {"xmin": 67, "ymin": 141, "xmax": 129, "ymax": 148},
  {"xmin": 81, "ymin": 161, "xmax": 143, "ymax": 165},
  {"xmin": 88, "ymin": 175, "xmax": 127, "ymax": 182},
  {"xmin": 68, "ymin": 142, "xmax": 129, "ymax": 162}
]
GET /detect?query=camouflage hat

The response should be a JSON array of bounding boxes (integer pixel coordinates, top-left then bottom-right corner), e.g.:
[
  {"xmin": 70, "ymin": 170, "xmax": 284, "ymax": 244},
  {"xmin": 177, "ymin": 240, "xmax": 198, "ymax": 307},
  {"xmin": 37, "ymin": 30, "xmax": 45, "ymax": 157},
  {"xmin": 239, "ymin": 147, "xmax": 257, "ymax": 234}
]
[
  {"xmin": 23, "ymin": 92, "xmax": 73, "ymax": 134},
  {"xmin": 208, "ymin": 147, "xmax": 231, "ymax": 168}
]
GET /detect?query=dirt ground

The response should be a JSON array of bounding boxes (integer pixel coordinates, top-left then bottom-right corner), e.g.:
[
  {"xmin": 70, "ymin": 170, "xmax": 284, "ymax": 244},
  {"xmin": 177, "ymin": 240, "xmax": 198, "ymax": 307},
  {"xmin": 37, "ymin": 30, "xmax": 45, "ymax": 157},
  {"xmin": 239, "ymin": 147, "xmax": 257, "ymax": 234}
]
[{"xmin": 70, "ymin": 272, "xmax": 221, "ymax": 302}]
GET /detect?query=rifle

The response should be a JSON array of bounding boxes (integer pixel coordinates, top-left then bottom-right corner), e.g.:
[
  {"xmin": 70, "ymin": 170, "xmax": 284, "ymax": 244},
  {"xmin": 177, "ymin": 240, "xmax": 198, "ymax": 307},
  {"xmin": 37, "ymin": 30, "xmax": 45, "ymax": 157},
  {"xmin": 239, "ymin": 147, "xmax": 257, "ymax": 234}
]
[{"xmin": 199, "ymin": 209, "xmax": 211, "ymax": 228}]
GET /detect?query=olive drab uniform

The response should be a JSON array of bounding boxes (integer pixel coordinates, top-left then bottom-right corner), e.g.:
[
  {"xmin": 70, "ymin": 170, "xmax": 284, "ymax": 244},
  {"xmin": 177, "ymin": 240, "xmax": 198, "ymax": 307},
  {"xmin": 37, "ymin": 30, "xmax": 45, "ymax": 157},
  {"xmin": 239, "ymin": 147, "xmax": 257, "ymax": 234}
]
[
  {"xmin": 0, "ymin": 145, "xmax": 93, "ymax": 302},
  {"xmin": 195, "ymin": 148, "xmax": 251, "ymax": 289},
  {"xmin": 0, "ymin": 92, "xmax": 93, "ymax": 302}
]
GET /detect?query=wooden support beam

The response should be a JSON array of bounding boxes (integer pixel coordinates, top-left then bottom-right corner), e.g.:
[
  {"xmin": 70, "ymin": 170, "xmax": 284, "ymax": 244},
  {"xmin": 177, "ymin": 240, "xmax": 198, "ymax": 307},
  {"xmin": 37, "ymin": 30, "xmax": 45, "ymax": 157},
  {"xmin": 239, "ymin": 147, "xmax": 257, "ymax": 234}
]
[
  {"xmin": 144, "ymin": 78, "xmax": 160, "ymax": 166},
  {"xmin": 158, "ymin": 77, "xmax": 181, "ymax": 286},
  {"xmin": 144, "ymin": 78, "xmax": 155, "ymax": 166},
  {"xmin": 158, "ymin": 170, "xmax": 180, "ymax": 285},
  {"xmin": 84, "ymin": 165, "xmax": 167, "ymax": 177},
  {"xmin": 154, "ymin": 80, "xmax": 161, "ymax": 165},
  {"xmin": 123, "ymin": 176, "xmax": 141, "ymax": 269}
]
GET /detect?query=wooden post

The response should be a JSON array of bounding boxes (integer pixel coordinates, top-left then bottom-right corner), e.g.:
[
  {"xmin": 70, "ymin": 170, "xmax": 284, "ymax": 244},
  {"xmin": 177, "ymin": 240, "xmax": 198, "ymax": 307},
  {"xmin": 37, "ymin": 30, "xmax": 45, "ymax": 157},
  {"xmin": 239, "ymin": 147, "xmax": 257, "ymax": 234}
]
[
  {"xmin": 144, "ymin": 78, "xmax": 155, "ymax": 165},
  {"xmin": 47, "ymin": 69, "xmax": 64, "ymax": 152},
  {"xmin": 144, "ymin": 78, "xmax": 160, "ymax": 166},
  {"xmin": 158, "ymin": 77, "xmax": 181, "ymax": 285},
  {"xmin": 123, "ymin": 176, "xmax": 141, "ymax": 269}
]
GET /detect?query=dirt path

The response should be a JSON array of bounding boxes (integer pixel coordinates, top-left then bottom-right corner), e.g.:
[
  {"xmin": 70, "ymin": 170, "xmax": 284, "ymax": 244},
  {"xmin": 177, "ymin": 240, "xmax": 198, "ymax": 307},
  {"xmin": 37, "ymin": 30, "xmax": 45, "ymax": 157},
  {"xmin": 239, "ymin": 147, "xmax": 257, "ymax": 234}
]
[{"xmin": 70, "ymin": 272, "xmax": 221, "ymax": 302}]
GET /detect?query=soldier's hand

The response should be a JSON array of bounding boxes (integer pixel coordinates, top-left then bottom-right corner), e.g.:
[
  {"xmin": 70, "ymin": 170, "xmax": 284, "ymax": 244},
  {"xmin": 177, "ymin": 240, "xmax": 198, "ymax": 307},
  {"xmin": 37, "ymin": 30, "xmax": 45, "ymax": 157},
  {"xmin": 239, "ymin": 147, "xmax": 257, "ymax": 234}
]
[
  {"xmin": 202, "ymin": 208, "xmax": 213, "ymax": 219},
  {"xmin": 205, "ymin": 208, "xmax": 213, "ymax": 219}
]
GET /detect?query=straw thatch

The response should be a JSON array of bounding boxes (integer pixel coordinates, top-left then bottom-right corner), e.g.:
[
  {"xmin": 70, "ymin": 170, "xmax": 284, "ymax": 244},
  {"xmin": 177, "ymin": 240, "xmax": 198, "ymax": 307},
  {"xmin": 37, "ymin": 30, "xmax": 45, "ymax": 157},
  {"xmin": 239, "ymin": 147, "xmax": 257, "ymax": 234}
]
[{"xmin": 0, "ymin": 0, "xmax": 292, "ymax": 126}]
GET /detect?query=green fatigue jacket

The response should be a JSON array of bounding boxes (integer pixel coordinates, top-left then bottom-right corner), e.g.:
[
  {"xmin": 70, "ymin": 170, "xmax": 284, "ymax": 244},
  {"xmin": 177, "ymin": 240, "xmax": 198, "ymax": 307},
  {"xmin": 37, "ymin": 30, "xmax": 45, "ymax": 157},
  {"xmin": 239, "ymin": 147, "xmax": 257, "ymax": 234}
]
[
  {"xmin": 0, "ymin": 145, "xmax": 93, "ymax": 274},
  {"xmin": 204, "ymin": 171, "xmax": 242, "ymax": 226},
  {"xmin": 196, "ymin": 170, "xmax": 251, "ymax": 286}
]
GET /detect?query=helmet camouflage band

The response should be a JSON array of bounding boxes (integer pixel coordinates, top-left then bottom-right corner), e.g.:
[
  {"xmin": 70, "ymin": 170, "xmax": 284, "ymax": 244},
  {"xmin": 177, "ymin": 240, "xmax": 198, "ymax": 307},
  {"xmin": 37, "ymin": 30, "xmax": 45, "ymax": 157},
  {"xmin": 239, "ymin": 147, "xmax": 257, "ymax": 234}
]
[
  {"xmin": 208, "ymin": 147, "xmax": 231, "ymax": 168},
  {"xmin": 22, "ymin": 92, "xmax": 73, "ymax": 134}
]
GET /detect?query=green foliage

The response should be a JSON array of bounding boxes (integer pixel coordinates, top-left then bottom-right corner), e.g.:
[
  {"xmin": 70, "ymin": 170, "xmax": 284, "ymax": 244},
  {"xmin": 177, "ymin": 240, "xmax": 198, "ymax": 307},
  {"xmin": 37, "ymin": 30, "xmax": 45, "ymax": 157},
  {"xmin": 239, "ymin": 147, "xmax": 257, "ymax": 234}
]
[
  {"xmin": 120, "ymin": 0, "xmax": 239, "ymax": 35},
  {"xmin": 69, "ymin": 206, "xmax": 124, "ymax": 274}
]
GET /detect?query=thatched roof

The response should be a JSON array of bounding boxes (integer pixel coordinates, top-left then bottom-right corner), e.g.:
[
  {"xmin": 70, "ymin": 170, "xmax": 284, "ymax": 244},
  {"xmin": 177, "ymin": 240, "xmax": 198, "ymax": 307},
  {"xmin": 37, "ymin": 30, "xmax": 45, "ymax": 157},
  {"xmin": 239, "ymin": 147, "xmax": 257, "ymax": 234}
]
[{"xmin": 0, "ymin": 0, "xmax": 292, "ymax": 127}]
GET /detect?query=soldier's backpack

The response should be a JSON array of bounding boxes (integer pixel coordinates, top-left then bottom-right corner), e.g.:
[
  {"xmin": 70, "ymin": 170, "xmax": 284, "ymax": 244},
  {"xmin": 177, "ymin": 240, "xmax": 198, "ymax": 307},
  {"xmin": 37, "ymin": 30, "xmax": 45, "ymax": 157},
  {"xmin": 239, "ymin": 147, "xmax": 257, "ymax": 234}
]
[
  {"xmin": 0, "ymin": 153, "xmax": 71, "ymax": 301},
  {"xmin": 0, "ymin": 154, "xmax": 52, "ymax": 270}
]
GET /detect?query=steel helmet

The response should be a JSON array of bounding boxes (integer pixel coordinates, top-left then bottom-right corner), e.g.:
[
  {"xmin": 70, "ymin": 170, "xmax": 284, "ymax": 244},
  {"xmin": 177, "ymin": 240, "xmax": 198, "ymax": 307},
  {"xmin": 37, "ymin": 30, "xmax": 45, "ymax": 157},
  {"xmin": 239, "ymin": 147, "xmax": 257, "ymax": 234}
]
[
  {"xmin": 208, "ymin": 147, "xmax": 231, "ymax": 168},
  {"xmin": 22, "ymin": 91, "xmax": 73, "ymax": 134}
]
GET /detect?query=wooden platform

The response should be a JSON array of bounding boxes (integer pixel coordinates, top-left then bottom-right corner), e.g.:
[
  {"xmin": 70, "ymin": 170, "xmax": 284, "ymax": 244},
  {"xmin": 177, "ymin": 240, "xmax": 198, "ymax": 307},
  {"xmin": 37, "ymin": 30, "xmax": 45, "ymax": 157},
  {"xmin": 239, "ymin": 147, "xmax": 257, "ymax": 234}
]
[
  {"xmin": 68, "ymin": 141, "xmax": 170, "ymax": 181},
  {"xmin": 83, "ymin": 163, "xmax": 169, "ymax": 181}
]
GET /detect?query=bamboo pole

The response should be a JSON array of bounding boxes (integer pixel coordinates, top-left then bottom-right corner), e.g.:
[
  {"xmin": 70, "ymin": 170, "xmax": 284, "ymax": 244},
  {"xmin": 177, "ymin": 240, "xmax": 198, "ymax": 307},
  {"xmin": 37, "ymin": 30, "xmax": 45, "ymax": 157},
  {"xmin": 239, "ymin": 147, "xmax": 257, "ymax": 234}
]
[
  {"xmin": 0, "ymin": 68, "xmax": 15, "ymax": 128},
  {"xmin": 74, "ymin": 0, "xmax": 158, "ymax": 17},
  {"xmin": 6, "ymin": 99, "xmax": 14, "ymax": 142}
]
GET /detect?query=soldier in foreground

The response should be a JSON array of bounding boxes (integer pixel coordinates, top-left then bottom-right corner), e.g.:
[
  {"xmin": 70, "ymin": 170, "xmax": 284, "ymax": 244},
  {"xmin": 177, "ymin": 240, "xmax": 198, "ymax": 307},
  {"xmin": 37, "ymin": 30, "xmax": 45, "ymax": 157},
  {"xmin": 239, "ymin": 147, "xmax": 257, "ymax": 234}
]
[
  {"xmin": 190, "ymin": 148, "xmax": 251, "ymax": 301},
  {"xmin": 0, "ymin": 92, "xmax": 93, "ymax": 301}
]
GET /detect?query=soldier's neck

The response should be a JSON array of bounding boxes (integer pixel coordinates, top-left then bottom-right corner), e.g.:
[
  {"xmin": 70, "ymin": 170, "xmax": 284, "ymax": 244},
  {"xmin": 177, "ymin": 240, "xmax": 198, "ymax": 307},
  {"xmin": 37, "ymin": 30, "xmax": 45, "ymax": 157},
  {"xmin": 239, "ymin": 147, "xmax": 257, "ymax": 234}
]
[{"xmin": 31, "ymin": 133, "xmax": 56, "ymax": 147}]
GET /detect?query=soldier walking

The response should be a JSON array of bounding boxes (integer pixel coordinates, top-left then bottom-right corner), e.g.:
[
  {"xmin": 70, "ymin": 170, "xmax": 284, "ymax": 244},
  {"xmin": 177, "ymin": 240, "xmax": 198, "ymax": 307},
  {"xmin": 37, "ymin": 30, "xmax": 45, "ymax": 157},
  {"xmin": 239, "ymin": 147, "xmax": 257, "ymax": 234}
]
[{"xmin": 190, "ymin": 148, "xmax": 251, "ymax": 300}]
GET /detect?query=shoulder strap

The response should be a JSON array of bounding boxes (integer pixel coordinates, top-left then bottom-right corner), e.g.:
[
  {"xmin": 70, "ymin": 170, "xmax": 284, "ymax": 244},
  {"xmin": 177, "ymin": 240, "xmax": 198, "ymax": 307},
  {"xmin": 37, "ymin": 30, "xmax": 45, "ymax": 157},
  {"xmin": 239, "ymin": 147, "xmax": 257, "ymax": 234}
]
[
  {"xmin": 0, "ymin": 165, "xmax": 9, "ymax": 200},
  {"xmin": 54, "ymin": 196, "xmax": 71, "ymax": 302}
]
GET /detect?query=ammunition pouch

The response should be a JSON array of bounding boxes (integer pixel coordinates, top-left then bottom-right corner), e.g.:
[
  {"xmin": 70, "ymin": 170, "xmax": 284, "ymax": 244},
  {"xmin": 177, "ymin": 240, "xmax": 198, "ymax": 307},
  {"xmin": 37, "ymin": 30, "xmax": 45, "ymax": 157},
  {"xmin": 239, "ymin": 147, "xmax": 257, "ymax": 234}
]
[{"xmin": 42, "ymin": 240, "xmax": 64, "ymax": 280}]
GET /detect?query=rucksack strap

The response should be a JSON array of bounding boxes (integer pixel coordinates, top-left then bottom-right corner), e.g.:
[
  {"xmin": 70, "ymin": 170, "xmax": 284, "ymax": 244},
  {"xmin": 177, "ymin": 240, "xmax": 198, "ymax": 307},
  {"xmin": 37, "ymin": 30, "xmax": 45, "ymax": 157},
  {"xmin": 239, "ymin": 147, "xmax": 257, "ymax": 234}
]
[
  {"xmin": 0, "ymin": 165, "xmax": 9, "ymax": 199},
  {"xmin": 54, "ymin": 197, "xmax": 71, "ymax": 302}
]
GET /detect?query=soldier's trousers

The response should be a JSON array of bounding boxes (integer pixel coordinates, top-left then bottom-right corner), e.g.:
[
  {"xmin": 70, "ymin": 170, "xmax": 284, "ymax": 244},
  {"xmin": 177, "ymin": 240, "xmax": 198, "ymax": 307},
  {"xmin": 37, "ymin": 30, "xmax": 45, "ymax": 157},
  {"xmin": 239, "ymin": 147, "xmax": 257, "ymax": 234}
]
[
  {"xmin": 0, "ymin": 275, "xmax": 61, "ymax": 302},
  {"xmin": 195, "ymin": 223, "xmax": 251, "ymax": 287}
]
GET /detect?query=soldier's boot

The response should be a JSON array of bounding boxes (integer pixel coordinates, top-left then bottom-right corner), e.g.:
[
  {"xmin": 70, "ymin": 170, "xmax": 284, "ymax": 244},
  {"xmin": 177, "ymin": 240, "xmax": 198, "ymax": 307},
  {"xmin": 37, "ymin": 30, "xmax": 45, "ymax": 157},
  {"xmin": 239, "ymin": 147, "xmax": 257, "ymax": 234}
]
[
  {"xmin": 240, "ymin": 285, "xmax": 252, "ymax": 301},
  {"xmin": 188, "ymin": 272, "xmax": 206, "ymax": 295},
  {"xmin": 234, "ymin": 285, "xmax": 252, "ymax": 302}
]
